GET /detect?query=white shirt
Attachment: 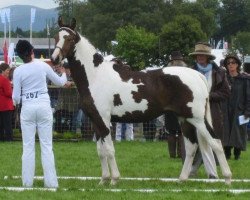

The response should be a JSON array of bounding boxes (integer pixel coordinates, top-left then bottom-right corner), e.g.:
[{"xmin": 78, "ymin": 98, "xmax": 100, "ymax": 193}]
[{"xmin": 12, "ymin": 59, "xmax": 67, "ymax": 106}]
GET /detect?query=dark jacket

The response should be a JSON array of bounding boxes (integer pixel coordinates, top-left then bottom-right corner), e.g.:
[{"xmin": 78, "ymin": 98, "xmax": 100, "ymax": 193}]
[
  {"xmin": 222, "ymin": 73, "xmax": 250, "ymax": 150},
  {"xmin": 193, "ymin": 62, "xmax": 230, "ymax": 140}
]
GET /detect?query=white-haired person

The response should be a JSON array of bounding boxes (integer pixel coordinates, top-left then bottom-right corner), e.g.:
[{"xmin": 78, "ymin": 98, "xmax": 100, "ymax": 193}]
[{"xmin": 12, "ymin": 40, "xmax": 68, "ymax": 188}]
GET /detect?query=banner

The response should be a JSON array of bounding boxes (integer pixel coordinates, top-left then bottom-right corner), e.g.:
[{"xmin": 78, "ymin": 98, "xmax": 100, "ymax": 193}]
[
  {"xmin": 31, "ymin": 8, "xmax": 36, "ymax": 24},
  {"xmin": 3, "ymin": 39, "xmax": 8, "ymax": 64}
]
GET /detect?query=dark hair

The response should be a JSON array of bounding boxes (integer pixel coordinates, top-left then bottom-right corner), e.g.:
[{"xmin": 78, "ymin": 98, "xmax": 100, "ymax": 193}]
[
  {"xmin": 16, "ymin": 40, "xmax": 34, "ymax": 63},
  {"xmin": 0, "ymin": 63, "xmax": 10, "ymax": 73},
  {"xmin": 224, "ymin": 54, "xmax": 241, "ymax": 73}
]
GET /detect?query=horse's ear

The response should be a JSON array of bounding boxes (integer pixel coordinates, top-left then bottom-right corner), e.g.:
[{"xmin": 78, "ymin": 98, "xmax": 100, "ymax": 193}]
[
  {"xmin": 58, "ymin": 16, "xmax": 64, "ymax": 27},
  {"xmin": 70, "ymin": 18, "xmax": 76, "ymax": 30}
]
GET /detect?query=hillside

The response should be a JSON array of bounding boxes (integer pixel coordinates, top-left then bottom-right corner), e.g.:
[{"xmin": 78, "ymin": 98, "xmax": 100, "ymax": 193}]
[{"xmin": 0, "ymin": 5, "xmax": 58, "ymax": 32}]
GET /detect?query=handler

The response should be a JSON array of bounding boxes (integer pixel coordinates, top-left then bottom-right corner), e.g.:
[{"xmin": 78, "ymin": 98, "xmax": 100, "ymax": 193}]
[{"xmin": 12, "ymin": 40, "xmax": 67, "ymax": 188}]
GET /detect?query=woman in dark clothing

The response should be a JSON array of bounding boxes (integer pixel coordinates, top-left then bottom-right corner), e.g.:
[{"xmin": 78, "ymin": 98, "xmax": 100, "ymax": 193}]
[{"xmin": 223, "ymin": 54, "xmax": 250, "ymax": 160}]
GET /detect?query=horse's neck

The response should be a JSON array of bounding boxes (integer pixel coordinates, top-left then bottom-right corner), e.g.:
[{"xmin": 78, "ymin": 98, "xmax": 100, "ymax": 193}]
[{"xmin": 74, "ymin": 35, "xmax": 97, "ymax": 81}]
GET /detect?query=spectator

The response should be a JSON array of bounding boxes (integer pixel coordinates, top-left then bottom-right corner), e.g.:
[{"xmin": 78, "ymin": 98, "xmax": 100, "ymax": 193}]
[
  {"xmin": 62, "ymin": 62, "xmax": 85, "ymax": 134},
  {"xmin": 12, "ymin": 40, "xmax": 67, "ymax": 188},
  {"xmin": 115, "ymin": 123, "xmax": 134, "ymax": 141},
  {"xmin": 167, "ymin": 50, "xmax": 187, "ymax": 67},
  {"xmin": 222, "ymin": 54, "xmax": 250, "ymax": 160},
  {"xmin": 0, "ymin": 63, "xmax": 14, "ymax": 141},
  {"xmin": 48, "ymin": 63, "xmax": 62, "ymax": 112},
  {"xmin": 165, "ymin": 51, "xmax": 186, "ymax": 161},
  {"xmin": 188, "ymin": 42, "xmax": 230, "ymax": 178}
]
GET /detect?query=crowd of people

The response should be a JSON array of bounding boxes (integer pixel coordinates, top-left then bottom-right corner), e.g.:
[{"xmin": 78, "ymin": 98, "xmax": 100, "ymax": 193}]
[{"xmin": 0, "ymin": 39, "xmax": 250, "ymax": 188}]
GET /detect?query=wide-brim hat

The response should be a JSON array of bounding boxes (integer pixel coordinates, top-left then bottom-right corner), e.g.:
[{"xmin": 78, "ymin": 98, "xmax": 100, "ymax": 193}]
[
  {"xmin": 223, "ymin": 54, "xmax": 242, "ymax": 67},
  {"xmin": 189, "ymin": 42, "xmax": 216, "ymax": 60},
  {"xmin": 16, "ymin": 40, "xmax": 34, "ymax": 58},
  {"xmin": 169, "ymin": 51, "xmax": 183, "ymax": 61}
]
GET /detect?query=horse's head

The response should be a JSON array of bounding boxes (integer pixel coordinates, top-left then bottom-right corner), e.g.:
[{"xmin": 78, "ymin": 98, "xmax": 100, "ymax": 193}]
[{"xmin": 51, "ymin": 16, "xmax": 79, "ymax": 65}]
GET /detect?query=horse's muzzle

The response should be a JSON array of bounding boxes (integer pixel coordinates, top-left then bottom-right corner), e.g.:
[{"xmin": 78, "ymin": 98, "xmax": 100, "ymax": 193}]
[{"xmin": 51, "ymin": 56, "xmax": 60, "ymax": 65}]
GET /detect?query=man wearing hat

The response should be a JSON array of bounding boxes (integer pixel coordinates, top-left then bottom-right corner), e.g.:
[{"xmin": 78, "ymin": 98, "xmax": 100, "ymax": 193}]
[
  {"xmin": 188, "ymin": 42, "xmax": 230, "ymax": 178},
  {"xmin": 12, "ymin": 40, "xmax": 68, "ymax": 188},
  {"xmin": 165, "ymin": 51, "xmax": 186, "ymax": 162},
  {"xmin": 167, "ymin": 50, "xmax": 187, "ymax": 67}
]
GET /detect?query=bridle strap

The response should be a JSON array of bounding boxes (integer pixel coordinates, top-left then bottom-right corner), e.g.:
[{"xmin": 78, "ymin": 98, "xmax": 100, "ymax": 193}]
[{"xmin": 59, "ymin": 27, "xmax": 76, "ymax": 35}]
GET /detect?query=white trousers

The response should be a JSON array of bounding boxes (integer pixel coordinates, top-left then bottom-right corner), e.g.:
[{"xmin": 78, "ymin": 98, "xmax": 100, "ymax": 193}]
[
  {"xmin": 115, "ymin": 123, "xmax": 134, "ymax": 141},
  {"xmin": 20, "ymin": 103, "xmax": 58, "ymax": 188}
]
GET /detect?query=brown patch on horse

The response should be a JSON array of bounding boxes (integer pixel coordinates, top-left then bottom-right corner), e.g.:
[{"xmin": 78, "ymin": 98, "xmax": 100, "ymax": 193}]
[
  {"xmin": 93, "ymin": 53, "xmax": 103, "ymax": 67},
  {"xmin": 181, "ymin": 121, "xmax": 198, "ymax": 144},
  {"xmin": 111, "ymin": 69, "xmax": 194, "ymax": 123},
  {"xmin": 113, "ymin": 94, "xmax": 123, "ymax": 106},
  {"xmin": 113, "ymin": 62, "xmax": 133, "ymax": 82}
]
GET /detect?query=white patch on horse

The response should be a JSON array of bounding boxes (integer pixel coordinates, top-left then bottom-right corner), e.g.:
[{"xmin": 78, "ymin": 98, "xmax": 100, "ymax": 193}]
[{"xmin": 89, "ymin": 61, "xmax": 148, "ymax": 117}]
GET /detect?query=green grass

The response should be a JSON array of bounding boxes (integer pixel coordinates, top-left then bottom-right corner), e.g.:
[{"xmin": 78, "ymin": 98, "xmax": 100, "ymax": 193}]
[{"xmin": 0, "ymin": 141, "xmax": 250, "ymax": 199}]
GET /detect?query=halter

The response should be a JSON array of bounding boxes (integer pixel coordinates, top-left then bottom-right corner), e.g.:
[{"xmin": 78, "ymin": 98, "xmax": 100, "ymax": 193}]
[
  {"xmin": 55, "ymin": 27, "xmax": 80, "ymax": 57},
  {"xmin": 59, "ymin": 27, "xmax": 77, "ymax": 35}
]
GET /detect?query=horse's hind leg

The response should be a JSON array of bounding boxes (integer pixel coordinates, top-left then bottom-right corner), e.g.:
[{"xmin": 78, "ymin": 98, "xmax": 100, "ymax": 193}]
[
  {"xmin": 188, "ymin": 119, "xmax": 232, "ymax": 184},
  {"xmin": 179, "ymin": 121, "xmax": 198, "ymax": 181}
]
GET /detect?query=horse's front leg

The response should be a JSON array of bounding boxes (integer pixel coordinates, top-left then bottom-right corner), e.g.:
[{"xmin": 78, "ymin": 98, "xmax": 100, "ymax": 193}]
[
  {"xmin": 94, "ymin": 121, "xmax": 120, "ymax": 185},
  {"xmin": 96, "ymin": 138, "xmax": 110, "ymax": 185}
]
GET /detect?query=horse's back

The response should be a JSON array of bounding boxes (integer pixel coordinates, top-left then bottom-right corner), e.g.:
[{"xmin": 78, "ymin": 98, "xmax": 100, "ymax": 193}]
[{"xmin": 163, "ymin": 66, "xmax": 209, "ymax": 96}]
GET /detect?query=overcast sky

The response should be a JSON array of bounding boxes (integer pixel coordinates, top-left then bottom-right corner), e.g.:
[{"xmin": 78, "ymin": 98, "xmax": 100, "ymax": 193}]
[{"xmin": 0, "ymin": 0, "xmax": 58, "ymax": 9}]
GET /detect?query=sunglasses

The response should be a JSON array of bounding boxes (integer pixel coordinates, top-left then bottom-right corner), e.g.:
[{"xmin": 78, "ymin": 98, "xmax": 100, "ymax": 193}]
[{"xmin": 227, "ymin": 61, "xmax": 237, "ymax": 65}]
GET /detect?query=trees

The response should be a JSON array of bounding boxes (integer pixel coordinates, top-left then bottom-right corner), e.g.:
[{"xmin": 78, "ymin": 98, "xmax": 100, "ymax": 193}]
[
  {"xmin": 159, "ymin": 15, "xmax": 206, "ymax": 60},
  {"xmin": 52, "ymin": 0, "xmax": 250, "ymax": 68},
  {"xmin": 113, "ymin": 25, "xmax": 158, "ymax": 70},
  {"xmin": 219, "ymin": 0, "xmax": 250, "ymax": 40},
  {"xmin": 232, "ymin": 32, "xmax": 250, "ymax": 56}
]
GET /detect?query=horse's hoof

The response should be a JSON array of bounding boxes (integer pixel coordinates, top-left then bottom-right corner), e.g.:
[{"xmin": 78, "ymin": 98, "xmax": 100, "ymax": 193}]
[
  {"xmin": 110, "ymin": 178, "xmax": 119, "ymax": 186},
  {"xmin": 225, "ymin": 177, "xmax": 231, "ymax": 185},
  {"xmin": 179, "ymin": 175, "xmax": 188, "ymax": 182},
  {"xmin": 99, "ymin": 178, "xmax": 110, "ymax": 185}
]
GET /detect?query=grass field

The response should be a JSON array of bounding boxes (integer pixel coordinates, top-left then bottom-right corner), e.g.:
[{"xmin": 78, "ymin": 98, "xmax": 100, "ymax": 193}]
[{"xmin": 0, "ymin": 141, "xmax": 250, "ymax": 199}]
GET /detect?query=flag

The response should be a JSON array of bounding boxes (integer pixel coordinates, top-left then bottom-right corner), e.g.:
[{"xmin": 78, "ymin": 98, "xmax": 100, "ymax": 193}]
[
  {"xmin": 5, "ymin": 8, "xmax": 10, "ymax": 23},
  {"xmin": 8, "ymin": 43, "xmax": 14, "ymax": 65},
  {"xmin": 47, "ymin": 23, "xmax": 50, "ymax": 36},
  {"xmin": 3, "ymin": 39, "xmax": 8, "ymax": 64},
  {"xmin": 0, "ymin": 9, "xmax": 6, "ymax": 24},
  {"xmin": 31, "ymin": 8, "xmax": 36, "ymax": 24}
]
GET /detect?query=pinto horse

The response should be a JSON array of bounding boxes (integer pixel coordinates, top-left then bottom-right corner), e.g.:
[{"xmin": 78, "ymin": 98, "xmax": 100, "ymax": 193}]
[{"xmin": 51, "ymin": 17, "xmax": 232, "ymax": 185}]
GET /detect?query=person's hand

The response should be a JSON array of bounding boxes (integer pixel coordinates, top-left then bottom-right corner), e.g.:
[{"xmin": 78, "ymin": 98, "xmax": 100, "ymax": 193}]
[
  {"xmin": 64, "ymin": 81, "xmax": 73, "ymax": 88},
  {"xmin": 58, "ymin": 66, "xmax": 66, "ymax": 74}
]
